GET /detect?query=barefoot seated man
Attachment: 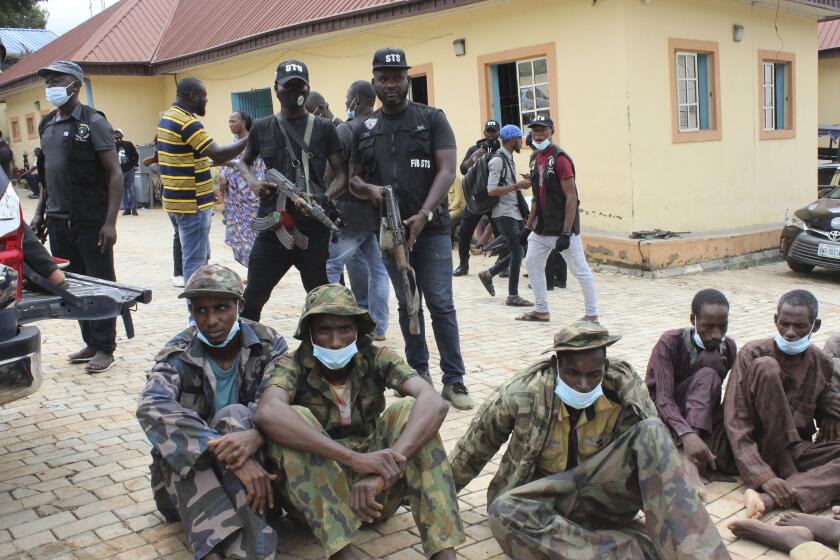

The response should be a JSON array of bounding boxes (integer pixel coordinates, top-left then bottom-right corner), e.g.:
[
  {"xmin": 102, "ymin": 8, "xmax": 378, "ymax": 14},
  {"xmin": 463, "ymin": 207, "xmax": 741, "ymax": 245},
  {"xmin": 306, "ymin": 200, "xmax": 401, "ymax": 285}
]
[
  {"xmin": 646, "ymin": 289, "xmax": 736, "ymax": 493},
  {"xmin": 725, "ymin": 289, "xmax": 840, "ymax": 519},
  {"xmin": 137, "ymin": 264, "xmax": 287, "ymax": 560},
  {"xmin": 729, "ymin": 507, "xmax": 840, "ymax": 560},
  {"xmin": 449, "ymin": 322, "xmax": 731, "ymax": 560},
  {"xmin": 254, "ymin": 285, "xmax": 465, "ymax": 560}
]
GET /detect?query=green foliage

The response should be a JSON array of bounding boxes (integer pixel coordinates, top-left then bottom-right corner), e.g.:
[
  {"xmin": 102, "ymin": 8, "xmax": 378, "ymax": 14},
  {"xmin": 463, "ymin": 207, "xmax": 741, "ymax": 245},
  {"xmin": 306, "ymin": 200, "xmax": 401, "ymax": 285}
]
[{"xmin": 0, "ymin": 1, "xmax": 49, "ymax": 30}]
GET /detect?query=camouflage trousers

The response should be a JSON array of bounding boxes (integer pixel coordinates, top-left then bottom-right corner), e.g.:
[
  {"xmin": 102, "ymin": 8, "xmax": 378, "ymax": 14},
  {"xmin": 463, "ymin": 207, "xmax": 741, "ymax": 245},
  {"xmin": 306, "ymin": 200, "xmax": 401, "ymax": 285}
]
[
  {"xmin": 266, "ymin": 398, "xmax": 465, "ymax": 558},
  {"xmin": 488, "ymin": 418, "xmax": 730, "ymax": 560},
  {"xmin": 151, "ymin": 404, "xmax": 277, "ymax": 560}
]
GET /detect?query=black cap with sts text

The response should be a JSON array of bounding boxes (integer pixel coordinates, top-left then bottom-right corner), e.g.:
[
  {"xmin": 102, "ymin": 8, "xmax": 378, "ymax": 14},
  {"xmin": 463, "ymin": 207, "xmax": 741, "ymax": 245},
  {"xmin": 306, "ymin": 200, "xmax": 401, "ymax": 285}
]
[
  {"xmin": 372, "ymin": 48, "xmax": 411, "ymax": 70},
  {"xmin": 484, "ymin": 119, "xmax": 500, "ymax": 131},
  {"xmin": 528, "ymin": 115, "xmax": 554, "ymax": 129},
  {"xmin": 275, "ymin": 60, "xmax": 309, "ymax": 86}
]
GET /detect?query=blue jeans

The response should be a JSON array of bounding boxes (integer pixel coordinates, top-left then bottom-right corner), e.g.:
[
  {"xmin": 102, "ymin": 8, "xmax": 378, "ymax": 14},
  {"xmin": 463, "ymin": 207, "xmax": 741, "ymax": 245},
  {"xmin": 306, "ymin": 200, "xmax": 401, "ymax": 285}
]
[
  {"xmin": 122, "ymin": 170, "xmax": 137, "ymax": 210},
  {"xmin": 382, "ymin": 233, "xmax": 465, "ymax": 385},
  {"xmin": 169, "ymin": 209, "xmax": 212, "ymax": 284},
  {"xmin": 326, "ymin": 230, "xmax": 389, "ymax": 337}
]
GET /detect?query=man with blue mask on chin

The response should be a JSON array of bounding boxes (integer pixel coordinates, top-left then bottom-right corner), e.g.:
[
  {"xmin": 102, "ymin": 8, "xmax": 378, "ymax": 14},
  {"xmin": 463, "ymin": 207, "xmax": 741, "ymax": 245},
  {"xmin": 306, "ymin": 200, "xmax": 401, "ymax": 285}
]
[
  {"xmin": 137, "ymin": 264, "xmax": 287, "ymax": 560},
  {"xmin": 724, "ymin": 289, "xmax": 840, "ymax": 522},
  {"xmin": 256, "ymin": 284, "xmax": 464, "ymax": 560},
  {"xmin": 450, "ymin": 322, "xmax": 730, "ymax": 560}
]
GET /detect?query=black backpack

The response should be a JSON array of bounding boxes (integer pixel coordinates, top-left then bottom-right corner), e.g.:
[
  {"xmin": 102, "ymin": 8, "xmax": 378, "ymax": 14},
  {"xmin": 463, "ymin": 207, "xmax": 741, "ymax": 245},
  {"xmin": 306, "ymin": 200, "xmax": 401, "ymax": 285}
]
[{"xmin": 462, "ymin": 152, "xmax": 512, "ymax": 215}]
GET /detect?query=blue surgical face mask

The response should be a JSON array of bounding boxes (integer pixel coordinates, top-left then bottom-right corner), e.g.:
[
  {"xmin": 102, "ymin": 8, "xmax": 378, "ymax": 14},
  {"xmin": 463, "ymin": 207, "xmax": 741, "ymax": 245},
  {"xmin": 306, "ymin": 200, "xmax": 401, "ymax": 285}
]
[
  {"xmin": 312, "ymin": 336, "xmax": 358, "ymax": 371},
  {"xmin": 692, "ymin": 322, "xmax": 705, "ymax": 350},
  {"xmin": 45, "ymin": 83, "xmax": 74, "ymax": 107},
  {"xmin": 553, "ymin": 359, "xmax": 604, "ymax": 410},
  {"xmin": 775, "ymin": 323, "xmax": 815, "ymax": 355},
  {"xmin": 197, "ymin": 316, "xmax": 241, "ymax": 349},
  {"xmin": 346, "ymin": 110, "xmax": 355, "ymax": 120},
  {"xmin": 533, "ymin": 138, "xmax": 551, "ymax": 151}
]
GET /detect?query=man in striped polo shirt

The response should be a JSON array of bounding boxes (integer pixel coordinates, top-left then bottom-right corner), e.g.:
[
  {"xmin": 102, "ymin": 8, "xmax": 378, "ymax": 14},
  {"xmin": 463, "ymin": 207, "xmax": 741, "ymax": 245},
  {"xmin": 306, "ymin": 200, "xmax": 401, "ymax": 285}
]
[{"xmin": 157, "ymin": 78, "xmax": 247, "ymax": 284}]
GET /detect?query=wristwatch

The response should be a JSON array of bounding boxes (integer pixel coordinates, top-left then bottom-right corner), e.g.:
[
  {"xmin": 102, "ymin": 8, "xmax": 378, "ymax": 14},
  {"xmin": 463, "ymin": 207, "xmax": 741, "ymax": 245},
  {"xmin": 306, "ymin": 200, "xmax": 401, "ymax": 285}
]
[{"xmin": 420, "ymin": 208, "xmax": 434, "ymax": 222}]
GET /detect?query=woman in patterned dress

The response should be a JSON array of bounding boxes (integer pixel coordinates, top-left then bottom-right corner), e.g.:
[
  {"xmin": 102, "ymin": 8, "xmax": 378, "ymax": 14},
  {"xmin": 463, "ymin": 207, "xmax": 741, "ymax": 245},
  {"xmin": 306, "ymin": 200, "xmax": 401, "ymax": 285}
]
[{"xmin": 218, "ymin": 111, "xmax": 262, "ymax": 267}]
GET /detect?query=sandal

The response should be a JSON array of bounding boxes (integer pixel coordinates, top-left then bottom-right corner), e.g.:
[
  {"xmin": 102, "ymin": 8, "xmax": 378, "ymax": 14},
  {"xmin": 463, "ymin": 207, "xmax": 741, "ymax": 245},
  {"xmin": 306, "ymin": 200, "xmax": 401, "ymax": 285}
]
[
  {"xmin": 515, "ymin": 311, "xmax": 550, "ymax": 322},
  {"xmin": 506, "ymin": 295, "xmax": 533, "ymax": 307}
]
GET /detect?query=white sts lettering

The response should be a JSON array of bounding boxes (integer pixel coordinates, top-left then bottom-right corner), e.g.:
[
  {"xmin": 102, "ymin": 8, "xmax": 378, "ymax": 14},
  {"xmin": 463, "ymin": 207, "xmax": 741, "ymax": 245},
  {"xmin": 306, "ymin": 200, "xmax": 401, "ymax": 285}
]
[
  {"xmin": 410, "ymin": 159, "xmax": 431, "ymax": 169},
  {"xmin": 285, "ymin": 64, "xmax": 304, "ymax": 73},
  {"xmin": 385, "ymin": 54, "xmax": 401, "ymax": 63}
]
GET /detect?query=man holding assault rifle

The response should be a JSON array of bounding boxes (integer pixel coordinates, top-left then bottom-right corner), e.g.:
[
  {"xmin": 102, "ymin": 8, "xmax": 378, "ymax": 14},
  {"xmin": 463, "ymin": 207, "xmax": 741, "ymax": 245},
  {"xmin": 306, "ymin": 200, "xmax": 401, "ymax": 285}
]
[{"xmin": 348, "ymin": 47, "xmax": 473, "ymax": 410}]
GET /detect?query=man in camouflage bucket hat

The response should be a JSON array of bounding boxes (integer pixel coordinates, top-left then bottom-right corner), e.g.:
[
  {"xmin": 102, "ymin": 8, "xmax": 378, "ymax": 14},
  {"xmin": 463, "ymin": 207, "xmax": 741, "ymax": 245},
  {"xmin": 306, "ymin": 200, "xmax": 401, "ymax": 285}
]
[
  {"xmin": 449, "ymin": 322, "xmax": 731, "ymax": 560},
  {"xmin": 137, "ymin": 264, "xmax": 287, "ymax": 560},
  {"xmin": 256, "ymin": 284, "xmax": 465, "ymax": 559}
]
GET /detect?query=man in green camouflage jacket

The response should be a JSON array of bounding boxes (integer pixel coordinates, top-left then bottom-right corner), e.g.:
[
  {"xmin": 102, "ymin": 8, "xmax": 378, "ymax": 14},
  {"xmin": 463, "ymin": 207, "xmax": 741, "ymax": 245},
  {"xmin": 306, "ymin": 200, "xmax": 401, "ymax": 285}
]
[
  {"xmin": 137, "ymin": 264, "xmax": 287, "ymax": 560},
  {"xmin": 449, "ymin": 322, "xmax": 731, "ymax": 560},
  {"xmin": 255, "ymin": 284, "xmax": 464, "ymax": 560}
]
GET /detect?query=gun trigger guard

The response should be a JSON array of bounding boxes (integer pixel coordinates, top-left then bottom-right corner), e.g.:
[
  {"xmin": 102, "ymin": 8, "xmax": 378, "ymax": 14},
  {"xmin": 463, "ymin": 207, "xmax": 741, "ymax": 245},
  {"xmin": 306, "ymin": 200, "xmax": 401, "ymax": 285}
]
[{"xmin": 291, "ymin": 160, "xmax": 301, "ymax": 168}]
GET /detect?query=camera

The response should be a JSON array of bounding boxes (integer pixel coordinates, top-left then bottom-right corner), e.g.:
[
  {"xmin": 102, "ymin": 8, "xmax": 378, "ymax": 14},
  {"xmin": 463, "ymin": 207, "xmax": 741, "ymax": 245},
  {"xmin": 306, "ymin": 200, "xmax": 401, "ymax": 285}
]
[{"xmin": 478, "ymin": 138, "xmax": 501, "ymax": 153}]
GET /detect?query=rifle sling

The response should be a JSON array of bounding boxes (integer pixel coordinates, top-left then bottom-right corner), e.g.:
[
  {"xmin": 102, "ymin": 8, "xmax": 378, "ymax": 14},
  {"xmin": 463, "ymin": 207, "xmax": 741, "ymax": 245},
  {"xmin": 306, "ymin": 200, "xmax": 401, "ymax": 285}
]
[{"xmin": 276, "ymin": 114, "xmax": 315, "ymax": 194}]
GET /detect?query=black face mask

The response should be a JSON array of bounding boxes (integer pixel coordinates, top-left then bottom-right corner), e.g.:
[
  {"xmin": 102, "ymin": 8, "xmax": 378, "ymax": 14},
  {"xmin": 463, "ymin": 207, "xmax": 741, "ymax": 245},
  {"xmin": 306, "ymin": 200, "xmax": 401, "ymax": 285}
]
[{"xmin": 279, "ymin": 89, "xmax": 309, "ymax": 109}]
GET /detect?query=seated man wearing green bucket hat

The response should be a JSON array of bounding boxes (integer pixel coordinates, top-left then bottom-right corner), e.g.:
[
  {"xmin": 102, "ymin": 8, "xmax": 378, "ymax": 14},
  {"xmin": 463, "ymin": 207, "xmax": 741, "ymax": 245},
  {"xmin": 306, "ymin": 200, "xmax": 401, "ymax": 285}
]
[
  {"xmin": 449, "ymin": 321, "xmax": 731, "ymax": 560},
  {"xmin": 255, "ymin": 284, "xmax": 464, "ymax": 560}
]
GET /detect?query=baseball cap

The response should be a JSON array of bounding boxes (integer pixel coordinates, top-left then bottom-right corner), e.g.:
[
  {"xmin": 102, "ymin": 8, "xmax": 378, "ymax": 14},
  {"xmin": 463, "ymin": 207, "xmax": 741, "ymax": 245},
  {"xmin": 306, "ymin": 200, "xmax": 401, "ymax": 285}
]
[
  {"xmin": 179, "ymin": 264, "xmax": 245, "ymax": 301},
  {"xmin": 484, "ymin": 120, "xmax": 500, "ymax": 131},
  {"xmin": 527, "ymin": 115, "xmax": 554, "ymax": 129},
  {"xmin": 275, "ymin": 60, "xmax": 309, "ymax": 86},
  {"xmin": 37, "ymin": 61, "xmax": 84, "ymax": 83},
  {"xmin": 499, "ymin": 124, "xmax": 522, "ymax": 141},
  {"xmin": 542, "ymin": 322, "xmax": 621, "ymax": 354},
  {"xmin": 372, "ymin": 48, "xmax": 411, "ymax": 70}
]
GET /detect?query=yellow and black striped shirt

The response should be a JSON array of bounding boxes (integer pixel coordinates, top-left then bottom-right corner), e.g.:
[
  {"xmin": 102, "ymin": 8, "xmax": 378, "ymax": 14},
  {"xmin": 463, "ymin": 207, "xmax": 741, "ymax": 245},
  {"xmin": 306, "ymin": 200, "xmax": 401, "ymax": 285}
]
[{"xmin": 156, "ymin": 104, "xmax": 214, "ymax": 213}]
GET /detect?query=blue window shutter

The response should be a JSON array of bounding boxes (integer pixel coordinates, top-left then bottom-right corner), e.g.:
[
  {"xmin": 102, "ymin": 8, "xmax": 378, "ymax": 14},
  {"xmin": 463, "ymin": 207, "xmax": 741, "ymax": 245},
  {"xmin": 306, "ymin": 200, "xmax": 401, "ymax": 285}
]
[
  {"xmin": 230, "ymin": 89, "xmax": 274, "ymax": 119},
  {"xmin": 775, "ymin": 63, "xmax": 786, "ymax": 129},
  {"xmin": 490, "ymin": 65, "xmax": 502, "ymax": 124},
  {"xmin": 697, "ymin": 53, "xmax": 710, "ymax": 130}
]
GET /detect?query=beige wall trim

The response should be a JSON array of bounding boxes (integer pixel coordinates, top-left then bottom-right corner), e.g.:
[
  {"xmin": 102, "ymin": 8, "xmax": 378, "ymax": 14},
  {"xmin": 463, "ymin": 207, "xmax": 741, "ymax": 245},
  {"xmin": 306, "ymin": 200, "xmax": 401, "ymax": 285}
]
[
  {"xmin": 758, "ymin": 50, "xmax": 796, "ymax": 140},
  {"xmin": 408, "ymin": 63, "xmax": 435, "ymax": 107},
  {"xmin": 668, "ymin": 38, "xmax": 722, "ymax": 143},
  {"xmin": 476, "ymin": 42, "xmax": 558, "ymax": 132}
]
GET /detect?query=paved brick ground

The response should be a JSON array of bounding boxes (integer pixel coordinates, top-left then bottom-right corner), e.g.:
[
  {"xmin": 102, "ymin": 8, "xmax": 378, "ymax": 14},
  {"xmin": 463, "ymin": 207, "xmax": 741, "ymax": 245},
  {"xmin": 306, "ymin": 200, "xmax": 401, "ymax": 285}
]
[{"xmin": 1, "ymin": 190, "xmax": 839, "ymax": 559}]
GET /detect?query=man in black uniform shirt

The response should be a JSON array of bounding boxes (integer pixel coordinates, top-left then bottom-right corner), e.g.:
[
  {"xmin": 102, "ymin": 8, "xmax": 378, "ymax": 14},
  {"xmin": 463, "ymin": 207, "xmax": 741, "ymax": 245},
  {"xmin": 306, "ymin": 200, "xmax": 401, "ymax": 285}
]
[
  {"xmin": 237, "ymin": 60, "xmax": 346, "ymax": 321},
  {"xmin": 349, "ymin": 48, "xmax": 473, "ymax": 410},
  {"xmin": 453, "ymin": 120, "xmax": 500, "ymax": 276}
]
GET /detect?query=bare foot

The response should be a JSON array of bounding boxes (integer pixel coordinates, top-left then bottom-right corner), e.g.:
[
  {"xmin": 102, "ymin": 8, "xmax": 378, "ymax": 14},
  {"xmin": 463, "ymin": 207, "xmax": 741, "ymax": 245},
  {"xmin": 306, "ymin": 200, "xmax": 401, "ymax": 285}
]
[
  {"xmin": 778, "ymin": 512, "xmax": 840, "ymax": 548},
  {"xmin": 743, "ymin": 488, "xmax": 776, "ymax": 519},
  {"xmin": 727, "ymin": 518, "xmax": 813, "ymax": 553},
  {"xmin": 581, "ymin": 315, "xmax": 598, "ymax": 322},
  {"xmin": 680, "ymin": 452, "xmax": 706, "ymax": 499}
]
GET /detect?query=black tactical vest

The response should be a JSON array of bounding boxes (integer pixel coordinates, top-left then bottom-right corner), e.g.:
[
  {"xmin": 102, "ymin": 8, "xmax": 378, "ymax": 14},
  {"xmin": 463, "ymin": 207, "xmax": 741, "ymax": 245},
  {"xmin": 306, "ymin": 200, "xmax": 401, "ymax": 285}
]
[{"xmin": 530, "ymin": 144, "xmax": 580, "ymax": 236}]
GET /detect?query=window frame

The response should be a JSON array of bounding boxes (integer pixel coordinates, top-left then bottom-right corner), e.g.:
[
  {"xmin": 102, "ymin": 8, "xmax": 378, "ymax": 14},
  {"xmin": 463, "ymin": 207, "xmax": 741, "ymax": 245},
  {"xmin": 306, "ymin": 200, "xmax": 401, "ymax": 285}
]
[
  {"xmin": 408, "ymin": 63, "xmax": 435, "ymax": 106},
  {"xmin": 25, "ymin": 112, "xmax": 37, "ymax": 140},
  {"xmin": 515, "ymin": 57, "xmax": 551, "ymax": 129},
  {"xmin": 758, "ymin": 50, "xmax": 795, "ymax": 140},
  {"xmin": 10, "ymin": 117, "xmax": 21, "ymax": 143},
  {"xmin": 477, "ymin": 43, "xmax": 558, "ymax": 136},
  {"xmin": 668, "ymin": 38, "xmax": 721, "ymax": 143}
]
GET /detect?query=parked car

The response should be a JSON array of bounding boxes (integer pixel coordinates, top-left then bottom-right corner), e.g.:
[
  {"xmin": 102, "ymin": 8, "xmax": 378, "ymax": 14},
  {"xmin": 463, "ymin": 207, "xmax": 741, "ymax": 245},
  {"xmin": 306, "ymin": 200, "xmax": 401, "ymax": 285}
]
[
  {"xmin": 0, "ymin": 159, "xmax": 152, "ymax": 406},
  {"xmin": 780, "ymin": 186, "xmax": 840, "ymax": 273}
]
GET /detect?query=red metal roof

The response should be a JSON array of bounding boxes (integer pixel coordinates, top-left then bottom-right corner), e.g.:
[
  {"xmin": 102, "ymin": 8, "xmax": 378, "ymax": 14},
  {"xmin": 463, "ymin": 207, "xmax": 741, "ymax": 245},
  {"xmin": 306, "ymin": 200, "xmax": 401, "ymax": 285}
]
[{"xmin": 819, "ymin": 19, "xmax": 840, "ymax": 52}]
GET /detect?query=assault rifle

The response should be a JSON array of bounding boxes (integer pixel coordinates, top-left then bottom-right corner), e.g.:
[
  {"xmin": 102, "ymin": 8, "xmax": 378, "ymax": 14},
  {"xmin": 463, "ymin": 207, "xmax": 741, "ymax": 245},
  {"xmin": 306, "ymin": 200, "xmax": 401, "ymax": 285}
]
[
  {"xmin": 380, "ymin": 186, "xmax": 420, "ymax": 335},
  {"xmin": 251, "ymin": 168, "xmax": 342, "ymax": 250}
]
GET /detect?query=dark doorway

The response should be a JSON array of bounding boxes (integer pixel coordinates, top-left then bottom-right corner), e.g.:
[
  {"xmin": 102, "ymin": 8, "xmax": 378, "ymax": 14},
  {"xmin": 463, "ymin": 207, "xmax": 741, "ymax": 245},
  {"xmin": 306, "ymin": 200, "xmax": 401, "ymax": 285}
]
[
  {"xmin": 409, "ymin": 75, "xmax": 428, "ymax": 105},
  {"xmin": 495, "ymin": 62, "xmax": 518, "ymax": 126}
]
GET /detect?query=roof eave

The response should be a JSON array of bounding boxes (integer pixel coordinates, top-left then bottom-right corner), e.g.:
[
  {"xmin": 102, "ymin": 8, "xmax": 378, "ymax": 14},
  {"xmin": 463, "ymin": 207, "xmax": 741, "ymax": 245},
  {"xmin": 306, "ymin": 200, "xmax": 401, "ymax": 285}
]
[
  {"xmin": 151, "ymin": 0, "xmax": 486, "ymax": 74},
  {"xmin": 0, "ymin": 62, "xmax": 151, "ymax": 98}
]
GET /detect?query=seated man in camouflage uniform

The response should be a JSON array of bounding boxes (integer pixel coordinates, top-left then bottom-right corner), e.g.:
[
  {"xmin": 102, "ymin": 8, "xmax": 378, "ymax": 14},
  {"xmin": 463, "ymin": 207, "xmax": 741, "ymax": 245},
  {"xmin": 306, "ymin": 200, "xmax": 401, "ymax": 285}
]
[
  {"xmin": 449, "ymin": 322, "xmax": 731, "ymax": 560},
  {"xmin": 137, "ymin": 264, "xmax": 288, "ymax": 560},
  {"xmin": 255, "ymin": 284, "xmax": 465, "ymax": 560}
]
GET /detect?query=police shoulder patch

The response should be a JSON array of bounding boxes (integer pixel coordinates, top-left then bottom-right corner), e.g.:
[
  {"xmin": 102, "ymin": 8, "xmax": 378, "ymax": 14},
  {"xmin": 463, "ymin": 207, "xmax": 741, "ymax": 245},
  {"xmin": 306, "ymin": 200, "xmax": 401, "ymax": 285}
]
[{"xmin": 364, "ymin": 118, "xmax": 378, "ymax": 130}]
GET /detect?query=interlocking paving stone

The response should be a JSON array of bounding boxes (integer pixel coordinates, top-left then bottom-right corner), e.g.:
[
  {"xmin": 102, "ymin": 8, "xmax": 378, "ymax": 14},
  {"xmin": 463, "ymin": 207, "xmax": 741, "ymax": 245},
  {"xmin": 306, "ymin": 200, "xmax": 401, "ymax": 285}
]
[{"xmin": 1, "ymin": 193, "xmax": 838, "ymax": 558}]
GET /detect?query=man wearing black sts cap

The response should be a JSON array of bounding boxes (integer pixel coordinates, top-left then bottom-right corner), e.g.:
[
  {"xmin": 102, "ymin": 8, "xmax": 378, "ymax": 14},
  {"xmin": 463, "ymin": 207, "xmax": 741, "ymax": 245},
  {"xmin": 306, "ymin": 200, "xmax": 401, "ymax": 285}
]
[
  {"xmin": 348, "ymin": 48, "xmax": 473, "ymax": 410},
  {"xmin": 237, "ymin": 60, "xmax": 346, "ymax": 322}
]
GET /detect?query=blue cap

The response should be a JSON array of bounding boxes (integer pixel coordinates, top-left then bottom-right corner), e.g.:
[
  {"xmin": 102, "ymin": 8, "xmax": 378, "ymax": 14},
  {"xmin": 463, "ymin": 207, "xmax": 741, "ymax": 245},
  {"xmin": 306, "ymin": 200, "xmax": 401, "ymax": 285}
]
[{"xmin": 500, "ymin": 124, "xmax": 523, "ymax": 141}]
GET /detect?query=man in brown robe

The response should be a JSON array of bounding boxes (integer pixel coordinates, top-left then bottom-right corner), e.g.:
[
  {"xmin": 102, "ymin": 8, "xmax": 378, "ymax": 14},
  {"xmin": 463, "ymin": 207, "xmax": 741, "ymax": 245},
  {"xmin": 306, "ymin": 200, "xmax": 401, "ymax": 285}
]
[
  {"xmin": 646, "ymin": 289, "xmax": 736, "ymax": 493},
  {"xmin": 724, "ymin": 289, "xmax": 840, "ymax": 518}
]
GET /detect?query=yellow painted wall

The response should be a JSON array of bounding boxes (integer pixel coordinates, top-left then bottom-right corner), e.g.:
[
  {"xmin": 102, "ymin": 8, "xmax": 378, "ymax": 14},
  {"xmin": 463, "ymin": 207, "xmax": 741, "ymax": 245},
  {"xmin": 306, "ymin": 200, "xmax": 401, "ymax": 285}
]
[
  {"xmin": 819, "ymin": 56, "xmax": 840, "ymax": 124},
  {"xmin": 2, "ymin": 85, "xmax": 49, "ymax": 167},
  {"xmin": 87, "ymin": 75, "xmax": 170, "ymax": 146},
  {"xmin": 624, "ymin": 0, "xmax": 818, "ymax": 232}
]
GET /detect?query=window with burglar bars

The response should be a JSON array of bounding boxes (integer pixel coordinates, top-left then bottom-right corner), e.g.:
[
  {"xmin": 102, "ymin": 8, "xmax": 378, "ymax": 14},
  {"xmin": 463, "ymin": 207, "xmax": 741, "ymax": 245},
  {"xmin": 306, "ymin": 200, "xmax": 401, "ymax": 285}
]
[
  {"xmin": 758, "ymin": 51, "xmax": 795, "ymax": 140},
  {"xmin": 231, "ymin": 88, "xmax": 274, "ymax": 120},
  {"xmin": 517, "ymin": 58, "xmax": 551, "ymax": 128},
  {"xmin": 669, "ymin": 39, "xmax": 720, "ymax": 143}
]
